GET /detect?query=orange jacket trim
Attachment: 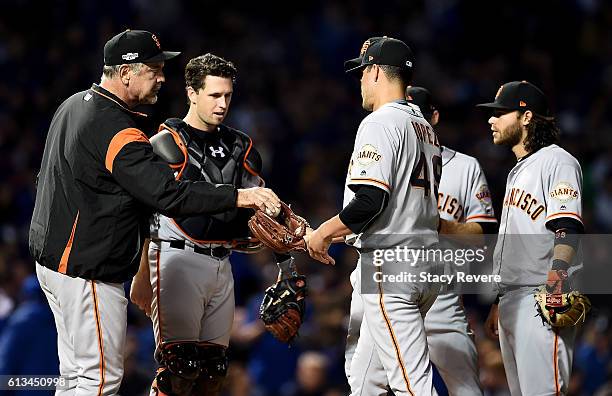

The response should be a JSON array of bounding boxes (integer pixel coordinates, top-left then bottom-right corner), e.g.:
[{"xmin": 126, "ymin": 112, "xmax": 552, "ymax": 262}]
[
  {"xmin": 58, "ymin": 211, "xmax": 80, "ymax": 274},
  {"xmin": 105, "ymin": 128, "xmax": 150, "ymax": 173}
]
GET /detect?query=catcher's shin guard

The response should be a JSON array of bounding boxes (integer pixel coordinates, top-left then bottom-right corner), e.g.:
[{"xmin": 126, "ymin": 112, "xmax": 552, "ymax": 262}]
[
  {"xmin": 151, "ymin": 342, "xmax": 202, "ymax": 395},
  {"xmin": 191, "ymin": 343, "xmax": 229, "ymax": 396}
]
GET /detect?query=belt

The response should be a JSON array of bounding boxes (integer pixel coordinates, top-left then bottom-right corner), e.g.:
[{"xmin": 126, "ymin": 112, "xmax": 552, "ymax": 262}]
[{"xmin": 168, "ymin": 240, "xmax": 230, "ymax": 258}]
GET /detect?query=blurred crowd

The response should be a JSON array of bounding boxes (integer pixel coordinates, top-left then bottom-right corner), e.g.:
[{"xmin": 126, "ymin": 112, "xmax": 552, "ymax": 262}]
[{"xmin": 1, "ymin": 0, "xmax": 612, "ymax": 395}]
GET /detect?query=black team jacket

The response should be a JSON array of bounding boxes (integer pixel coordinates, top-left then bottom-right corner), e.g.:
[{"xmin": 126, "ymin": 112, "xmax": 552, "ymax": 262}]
[{"xmin": 29, "ymin": 84, "xmax": 237, "ymax": 283}]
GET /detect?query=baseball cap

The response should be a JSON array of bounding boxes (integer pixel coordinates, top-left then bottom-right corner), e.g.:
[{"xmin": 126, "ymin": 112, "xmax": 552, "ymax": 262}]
[
  {"xmin": 344, "ymin": 36, "xmax": 414, "ymax": 75},
  {"xmin": 476, "ymin": 81, "xmax": 549, "ymax": 116},
  {"xmin": 406, "ymin": 86, "xmax": 436, "ymax": 119},
  {"xmin": 103, "ymin": 29, "xmax": 180, "ymax": 66}
]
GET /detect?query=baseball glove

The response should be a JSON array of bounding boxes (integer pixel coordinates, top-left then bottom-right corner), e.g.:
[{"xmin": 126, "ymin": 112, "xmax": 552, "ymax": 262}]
[
  {"xmin": 259, "ymin": 275, "xmax": 307, "ymax": 343},
  {"xmin": 248, "ymin": 201, "xmax": 309, "ymax": 254},
  {"xmin": 534, "ymin": 270, "xmax": 591, "ymax": 327}
]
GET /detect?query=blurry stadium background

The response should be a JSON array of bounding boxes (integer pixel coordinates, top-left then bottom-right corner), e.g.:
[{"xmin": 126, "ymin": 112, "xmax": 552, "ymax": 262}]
[{"xmin": 0, "ymin": 1, "xmax": 611, "ymax": 395}]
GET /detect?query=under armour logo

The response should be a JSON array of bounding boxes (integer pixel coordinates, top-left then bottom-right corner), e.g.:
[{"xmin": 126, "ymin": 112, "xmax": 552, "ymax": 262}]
[{"xmin": 209, "ymin": 146, "xmax": 225, "ymax": 158}]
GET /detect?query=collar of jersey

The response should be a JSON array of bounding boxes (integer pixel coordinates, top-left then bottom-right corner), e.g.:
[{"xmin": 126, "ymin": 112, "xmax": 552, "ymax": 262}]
[
  {"xmin": 511, "ymin": 145, "xmax": 550, "ymax": 175},
  {"xmin": 90, "ymin": 84, "xmax": 148, "ymax": 118},
  {"xmin": 441, "ymin": 146, "xmax": 456, "ymax": 166},
  {"xmin": 516, "ymin": 145, "xmax": 551, "ymax": 164}
]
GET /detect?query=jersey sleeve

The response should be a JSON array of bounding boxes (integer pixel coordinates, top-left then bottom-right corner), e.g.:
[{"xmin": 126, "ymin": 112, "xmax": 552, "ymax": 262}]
[
  {"xmin": 108, "ymin": 134, "xmax": 237, "ymax": 216},
  {"xmin": 347, "ymin": 121, "xmax": 396, "ymax": 194},
  {"xmin": 545, "ymin": 162, "xmax": 583, "ymax": 225},
  {"xmin": 464, "ymin": 161, "xmax": 497, "ymax": 223}
]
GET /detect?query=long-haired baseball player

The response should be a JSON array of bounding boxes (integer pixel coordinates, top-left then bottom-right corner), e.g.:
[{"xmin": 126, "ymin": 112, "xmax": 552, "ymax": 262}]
[{"xmin": 478, "ymin": 81, "xmax": 585, "ymax": 395}]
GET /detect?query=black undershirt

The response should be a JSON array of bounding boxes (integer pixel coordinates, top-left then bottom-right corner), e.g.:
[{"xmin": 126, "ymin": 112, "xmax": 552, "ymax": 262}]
[{"xmin": 339, "ymin": 185, "xmax": 389, "ymax": 234}]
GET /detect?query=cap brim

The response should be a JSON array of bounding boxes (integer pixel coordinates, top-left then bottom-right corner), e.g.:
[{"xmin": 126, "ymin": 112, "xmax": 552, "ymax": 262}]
[
  {"xmin": 344, "ymin": 57, "xmax": 366, "ymax": 75},
  {"xmin": 476, "ymin": 102, "xmax": 513, "ymax": 110},
  {"xmin": 476, "ymin": 102, "xmax": 510, "ymax": 110},
  {"xmin": 144, "ymin": 51, "xmax": 181, "ymax": 63}
]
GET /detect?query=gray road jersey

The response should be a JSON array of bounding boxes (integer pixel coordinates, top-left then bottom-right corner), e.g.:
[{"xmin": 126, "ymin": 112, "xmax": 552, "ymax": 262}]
[
  {"xmin": 438, "ymin": 146, "xmax": 496, "ymax": 223},
  {"xmin": 343, "ymin": 102, "xmax": 441, "ymax": 249},
  {"xmin": 493, "ymin": 144, "xmax": 583, "ymax": 287}
]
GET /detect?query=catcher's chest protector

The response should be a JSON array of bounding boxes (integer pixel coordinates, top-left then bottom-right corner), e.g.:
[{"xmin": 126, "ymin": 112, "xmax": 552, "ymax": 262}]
[{"xmin": 161, "ymin": 118, "xmax": 253, "ymax": 239}]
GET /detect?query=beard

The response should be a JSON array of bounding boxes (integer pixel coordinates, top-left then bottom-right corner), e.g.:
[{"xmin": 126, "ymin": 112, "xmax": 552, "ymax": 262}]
[
  {"xmin": 494, "ymin": 121, "xmax": 522, "ymax": 147},
  {"xmin": 142, "ymin": 85, "xmax": 161, "ymax": 105}
]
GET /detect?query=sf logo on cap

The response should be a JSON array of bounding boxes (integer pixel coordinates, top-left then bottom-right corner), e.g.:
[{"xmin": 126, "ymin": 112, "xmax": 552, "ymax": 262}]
[
  {"xmin": 495, "ymin": 85, "xmax": 504, "ymax": 99},
  {"xmin": 151, "ymin": 34, "xmax": 161, "ymax": 49},
  {"xmin": 360, "ymin": 39, "xmax": 371, "ymax": 57}
]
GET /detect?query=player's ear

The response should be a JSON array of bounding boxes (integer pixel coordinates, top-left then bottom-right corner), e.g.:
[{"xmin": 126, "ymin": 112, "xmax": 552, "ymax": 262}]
[
  {"xmin": 521, "ymin": 110, "xmax": 533, "ymax": 126},
  {"xmin": 431, "ymin": 110, "xmax": 440, "ymax": 126},
  {"xmin": 119, "ymin": 64, "xmax": 132, "ymax": 86},
  {"xmin": 186, "ymin": 86, "xmax": 197, "ymax": 105}
]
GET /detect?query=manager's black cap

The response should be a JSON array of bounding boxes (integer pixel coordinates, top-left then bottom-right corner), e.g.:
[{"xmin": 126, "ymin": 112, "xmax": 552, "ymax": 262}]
[
  {"xmin": 406, "ymin": 86, "xmax": 436, "ymax": 119},
  {"xmin": 344, "ymin": 36, "xmax": 414, "ymax": 75},
  {"xmin": 476, "ymin": 81, "xmax": 549, "ymax": 116},
  {"xmin": 104, "ymin": 29, "xmax": 180, "ymax": 66}
]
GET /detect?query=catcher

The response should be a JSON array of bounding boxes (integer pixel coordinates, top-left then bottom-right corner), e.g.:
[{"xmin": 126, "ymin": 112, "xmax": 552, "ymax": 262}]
[
  {"xmin": 480, "ymin": 81, "xmax": 590, "ymax": 395},
  {"xmin": 129, "ymin": 53, "xmax": 289, "ymax": 396}
]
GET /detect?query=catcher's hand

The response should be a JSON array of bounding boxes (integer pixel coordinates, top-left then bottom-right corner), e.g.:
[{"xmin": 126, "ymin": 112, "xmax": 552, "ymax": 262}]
[
  {"xmin": 534, "ymin": 270, "xmax": 591, "ymax": 327},
  {"xmin": 259, "ymin": 275, "xmax": 307, "ymax": 343},
  {"xmin": 248, "ymin": 201, "xmax": 309, "ymax": 254}
]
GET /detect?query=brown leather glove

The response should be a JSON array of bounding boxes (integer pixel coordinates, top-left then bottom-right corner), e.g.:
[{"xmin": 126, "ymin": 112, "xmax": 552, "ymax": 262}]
[
  {"xmin": 248, "ymin": 201, "xmax": 309, "ymax": 254},
  {"xmin": 259, "ymin": 275, "xmax": 307, "ymax": 343},
  {"xmin": 534, "ymin": 270, "xmax": 591, "ymax": 327}
]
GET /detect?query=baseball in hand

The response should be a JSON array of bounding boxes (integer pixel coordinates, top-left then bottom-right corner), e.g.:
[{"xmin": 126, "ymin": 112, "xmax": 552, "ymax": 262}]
[{"xmin": 267, "ymin": 205, "xmax": 281, "ymax": 217}]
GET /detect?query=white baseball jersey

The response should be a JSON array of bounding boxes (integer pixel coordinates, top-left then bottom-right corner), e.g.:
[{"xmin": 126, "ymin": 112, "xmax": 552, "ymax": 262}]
[
  {"xmin": 493, "ymin": 144, "xmax": 583, "ymax": 395},
  {"xmin": 345, "ymin": 146, "xmax": 497, "ymax": 395},
  {"xmin": 438, "ymin": 147, "xmax": 496, "ymax": 224},
  {"xmin": 343, "ymin": 101, "xmax": 442, "ymax": 396},
  {"xmin": 344, "ymin": 101, "xmax": 441, "ymax": 249},
  {"xmin": 424, "ymin": 147, "xmax": 496, "ymax": 395},
  {"xmin": 493, "ymin": 144, "xmax": 583, "ymax": 287}
]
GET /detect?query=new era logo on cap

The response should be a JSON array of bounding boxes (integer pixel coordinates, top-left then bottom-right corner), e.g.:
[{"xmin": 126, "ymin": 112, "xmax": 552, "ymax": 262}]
[
  {"xmin": 104, "ymin": 29, "xmax": 180, "ymax": 66},
  {"xmin": 344, "ymin": 36, "xmax": 414, "ymax": 76}
]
